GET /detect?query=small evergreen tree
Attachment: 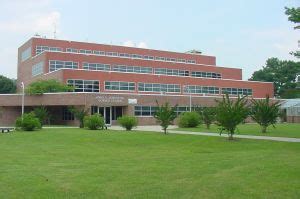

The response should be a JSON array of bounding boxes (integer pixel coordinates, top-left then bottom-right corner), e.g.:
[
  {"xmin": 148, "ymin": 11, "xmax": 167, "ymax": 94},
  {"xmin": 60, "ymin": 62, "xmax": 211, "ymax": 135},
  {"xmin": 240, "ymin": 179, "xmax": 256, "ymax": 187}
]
[
  {"xmin": 153, "ymin": 101, "xmax": 177, "ymax": 134},
  {"xmin": 250, "ymin": 96, "xmax": 281, "ymax": 133},
  {"xmin": 215, "ymin": 94, "xmax": 249, "ymax": 140},
  {"xmin": 69, "ymin": 106, "xmax": 89, "ymax": 128}
]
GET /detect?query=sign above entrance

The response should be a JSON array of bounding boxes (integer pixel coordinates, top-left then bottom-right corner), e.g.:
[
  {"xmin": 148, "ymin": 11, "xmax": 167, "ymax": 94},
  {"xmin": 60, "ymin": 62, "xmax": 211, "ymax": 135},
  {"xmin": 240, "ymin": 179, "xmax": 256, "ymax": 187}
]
[
  {"xmin": 128, "ymin": 99, "xmax": 137, "ymax": 104},
  {"xmin": 96, "ymin": 96, "xmax": 125, "ymax": 103}
]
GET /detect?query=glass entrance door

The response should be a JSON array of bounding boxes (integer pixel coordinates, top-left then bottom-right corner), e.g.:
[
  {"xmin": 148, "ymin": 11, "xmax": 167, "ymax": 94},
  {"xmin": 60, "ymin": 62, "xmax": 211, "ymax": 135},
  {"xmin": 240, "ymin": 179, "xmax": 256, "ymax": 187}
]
[{"xmin": 95, "ymin": 107, "xmax": 111, "ymax": 125}]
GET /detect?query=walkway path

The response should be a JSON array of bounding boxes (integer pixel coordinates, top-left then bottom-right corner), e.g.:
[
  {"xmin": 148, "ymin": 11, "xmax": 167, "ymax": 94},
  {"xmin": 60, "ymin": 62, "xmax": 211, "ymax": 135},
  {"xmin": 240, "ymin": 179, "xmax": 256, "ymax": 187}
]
[{"xmin": 110, "ymin": 125, "xmax": 300, "ymax": 143}]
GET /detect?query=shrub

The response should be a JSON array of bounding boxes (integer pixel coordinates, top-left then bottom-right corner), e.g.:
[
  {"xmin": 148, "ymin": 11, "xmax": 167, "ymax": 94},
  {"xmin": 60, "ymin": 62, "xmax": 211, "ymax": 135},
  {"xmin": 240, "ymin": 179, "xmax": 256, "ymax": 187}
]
[
  {"xmin": 178, "ymin": 111, "xmax": 201, "ymax": 128},
  {"xmin": 117, "ymin": 116, "xmax": 138, "ymax": 131},
  {"xmin": 83, "ymin": 114, "xmax": 104, "ymax": 130},
  {"xmin": 26, "ymin": 79, "xmax": 73, "ymax": 95},
  {"xmin": 15, "ymin": 112, "xmax": 41, "ymax": 131}
]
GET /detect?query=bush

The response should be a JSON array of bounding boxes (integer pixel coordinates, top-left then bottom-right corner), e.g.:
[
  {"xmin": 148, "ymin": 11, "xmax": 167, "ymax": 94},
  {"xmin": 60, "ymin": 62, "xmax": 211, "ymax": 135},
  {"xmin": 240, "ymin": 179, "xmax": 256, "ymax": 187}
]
[
  {"xmin": 83, "ymin": 114, "xmax": 104, "ymax": 130},
  {"xmin": 178, "ymin": 111, "xmax": 201, "ymax": 128},
  {"xmin": 117, "ymin": 116, "xmax": 138, "ymax": 131},
  {"xmin": 15, "ymin": 112, "xmax": 41, "ymax": 131}
]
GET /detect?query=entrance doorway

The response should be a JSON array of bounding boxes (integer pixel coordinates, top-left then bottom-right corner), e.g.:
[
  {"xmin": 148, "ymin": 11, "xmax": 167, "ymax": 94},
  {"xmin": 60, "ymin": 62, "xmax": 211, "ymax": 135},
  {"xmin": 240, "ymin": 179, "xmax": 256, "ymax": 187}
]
[{"xmin": 91, "ymin": 106, "xmax": 123, "ymax": 125}]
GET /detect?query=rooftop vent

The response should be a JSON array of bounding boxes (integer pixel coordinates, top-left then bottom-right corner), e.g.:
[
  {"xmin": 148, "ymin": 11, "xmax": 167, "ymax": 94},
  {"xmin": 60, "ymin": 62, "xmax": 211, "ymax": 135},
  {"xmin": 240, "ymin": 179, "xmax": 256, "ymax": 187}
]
[{"xmin": 185, "ymin": 49, "xmax": 202, "ymax": 54}]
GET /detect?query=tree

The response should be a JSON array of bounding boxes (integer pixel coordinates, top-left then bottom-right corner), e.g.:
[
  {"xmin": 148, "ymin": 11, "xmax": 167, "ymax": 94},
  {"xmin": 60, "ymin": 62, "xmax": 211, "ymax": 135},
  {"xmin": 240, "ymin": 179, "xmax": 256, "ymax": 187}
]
[
  {"xmin": 249, "ymin": 58, "xmax": 300, "ymax": 97},
  {"xmin": 0, "ymin": 75, "xmax": 16, "ymax": 94},
  {"xmin": 285, "ymin": 7, "xmax": 300, "ymax": 58},
  {"xmin": 153, "ymin": 101, "xmax": 177, "ymax": 134},
  {"xmin": 33, "ymin": 106, "xmax": 50, "ymax": 126},
  {"xmin": 250, "ymin": 96, "xmax": 281, "ymax": 133},
  {"xmin": 198, "ymin": 107, "xmax": 216, "ymax": 129},
  {"xmin": 68, "ymin": 106, "xmax": 89, "ymax": 128},
  {"xmin": 215, "ymin": 94, "xmax": 249, "ymax": 140},
  {"xmin": 26, "ymin": 79, "xmax": 73, "ymax": 95}
]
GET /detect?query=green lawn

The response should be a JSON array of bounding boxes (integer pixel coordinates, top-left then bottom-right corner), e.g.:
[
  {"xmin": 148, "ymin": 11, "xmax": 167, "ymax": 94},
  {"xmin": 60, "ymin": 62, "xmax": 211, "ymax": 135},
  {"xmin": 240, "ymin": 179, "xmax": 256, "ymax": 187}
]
[
  {"xmin": 176, "ymin": 123, "xmax": 300, "ymax": 138},
  {"xmin": 0, "ymin": 128, "xmax": 300, "ymax": 198}
]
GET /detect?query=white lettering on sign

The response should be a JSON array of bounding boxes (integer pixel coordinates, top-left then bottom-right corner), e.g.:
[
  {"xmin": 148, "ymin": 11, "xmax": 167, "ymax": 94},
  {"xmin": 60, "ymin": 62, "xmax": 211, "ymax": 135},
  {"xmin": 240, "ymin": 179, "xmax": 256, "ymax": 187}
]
[{"xmin": 96, "ymin": 96, "xmax": 125, "ymax": 103}]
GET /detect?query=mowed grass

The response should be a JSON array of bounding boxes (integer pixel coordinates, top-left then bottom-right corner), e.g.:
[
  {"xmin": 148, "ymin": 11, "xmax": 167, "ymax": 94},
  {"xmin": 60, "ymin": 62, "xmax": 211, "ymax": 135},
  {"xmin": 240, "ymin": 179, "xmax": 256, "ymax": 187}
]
[
  {"xmin": 0, "ymin": 128, "xmax": 300, "ymax": 198},
  {"xmin": 176, "ymin": 123, "xmax": 300, "ymax": 138}
]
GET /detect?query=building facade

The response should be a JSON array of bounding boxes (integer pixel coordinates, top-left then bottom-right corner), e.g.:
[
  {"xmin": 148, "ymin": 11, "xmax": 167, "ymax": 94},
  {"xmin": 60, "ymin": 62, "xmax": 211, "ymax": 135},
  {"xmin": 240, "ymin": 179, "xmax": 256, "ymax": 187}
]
[{"xmin": 0, "ymin": 37, "xmax": 275, "ymax": 126}]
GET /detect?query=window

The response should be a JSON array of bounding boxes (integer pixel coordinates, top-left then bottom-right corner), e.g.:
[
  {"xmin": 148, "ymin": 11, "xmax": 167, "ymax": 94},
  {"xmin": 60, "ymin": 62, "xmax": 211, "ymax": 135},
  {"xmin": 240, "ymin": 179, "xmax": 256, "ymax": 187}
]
[
  {"xmin": 79, "ymin": 49, "xmax": 92, "ymax": 54},
  {"xmin": 105, "ymin": 81, "xmax": 135, "ymax": 91},
  {"xmin": 32, "ymin": 62, "xmax": 44, "ymax": 76},
  {"xmin": 221, "ymin": 88, "xmax": 252, "ymax": 96},
  {"xmin": 67, "ymin": 79, "xmax": 99, "ymax": 92},
  {"xmin": 49, "ymin": 60, "xmax": 78, "ymax": 72},
  {"xmin": 154, "ymin": 68, "xmax": 189, "ymax": 77},
  {"xmin": 36, "ymin": 46, "xmax": 62, "ymax": 55},
  {"xmin": 93, "ymin": 50, "xmax": 105, "ymax": 55},
  {"xmin": 191, "ymin": 71, "xmax": 221, "ymax": 79},
  {"xmin": 83, "ymin": 62, "xmax": 110, "ymax": 71},
  {"xmin": 66, "ymin": 48, "xmax": 78, "ymax": 53},
  {"xmin": 112, "ymin": 65, "xmax": 152, "ymax": 74},
  {"xmin": 138, "ymin": 83, "xmax": 180, "ymax": 93},
  {"xmin": 184, "ymin": 85, "xmax": 220, "ymax": 95},
  {"xmin": 106, "ymin": 52, "xmax": 118, "ymax": 57},
  {"xmin": 134, "ymin": 106, "xmax": 195, "ymax": 116},
  {"xmin": 21, "ymin": 47, "xmax": 31, "ymax": 62},
  {"xmin": 62, "ymin": 107, "xmax": 74, "ymax": 120}
]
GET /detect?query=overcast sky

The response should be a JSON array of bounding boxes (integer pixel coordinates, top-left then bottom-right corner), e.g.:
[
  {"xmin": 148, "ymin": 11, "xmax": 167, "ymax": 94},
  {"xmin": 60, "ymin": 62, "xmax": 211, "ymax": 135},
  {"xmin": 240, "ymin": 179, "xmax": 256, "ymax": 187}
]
[{"xmin": 0, "ymin": 0, "xmax": 299, "ymax": 80}]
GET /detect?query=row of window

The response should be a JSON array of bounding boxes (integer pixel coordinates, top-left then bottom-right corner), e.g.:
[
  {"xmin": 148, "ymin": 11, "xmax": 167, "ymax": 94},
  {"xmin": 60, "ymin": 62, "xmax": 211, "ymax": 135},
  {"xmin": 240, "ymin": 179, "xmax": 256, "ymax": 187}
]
[
  {"xmin": 134, "ymin": 106, "xmax": 196, "ymax": 116},
  {"xmin": 112, "ymin": 65, "xmax": 152, "ymax": 74},
  {"xmin": 49, "ymin": 60, "xmax": 78, "ymax": 72},
  {"xmin": 65, "ymin": 79, "xmax": 253, "ymax": 96},
  {"xmin": 183, "ymin": 85, "xmax": 220, "ymax": 94},
  {"xmin": 49, "ymin": 60, "xmax": 221, "ymax": 79},
  {"xmin": 32, "ymin": 62, "xmax": 44, "ymax": 76},
  {"xmin": 36, "ymin": 46, "xmax": 62, "ymax": 55},
  {"xmin": 138, "ymin": 83, "xmax": 181, "ymax": 93},
  {"xmin": 67, "ymin": 79, "xmax": 100, "ymax": 92},
  {"xmin": 221, "ymin": 88, "xmax": 253, "ymax": 96},
  {"xmin": 191, "ymin": 71, "xmax": 221, "ymax": 79},
  {"xmin": 36, "ymin": 46, "xmax": 197, "ymax": 64},
  {"xmin": 105, "ymin": 81, "xmax": 135, "ymax": 91}
]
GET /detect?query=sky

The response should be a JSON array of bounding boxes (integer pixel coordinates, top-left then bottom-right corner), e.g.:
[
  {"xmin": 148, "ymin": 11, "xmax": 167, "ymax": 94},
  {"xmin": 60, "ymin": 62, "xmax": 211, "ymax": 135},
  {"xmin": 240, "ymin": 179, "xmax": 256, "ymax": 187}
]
[{"xmin": 0, "ymin": 0, "xmax": 299, "ymax": 80}]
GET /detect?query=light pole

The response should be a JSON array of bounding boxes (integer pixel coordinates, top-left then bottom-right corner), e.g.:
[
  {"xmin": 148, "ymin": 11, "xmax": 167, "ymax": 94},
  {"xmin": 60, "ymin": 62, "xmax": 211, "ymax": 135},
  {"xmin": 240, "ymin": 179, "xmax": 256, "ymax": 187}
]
[
  {"xmin": 184, "ymin": 86, "xmax": 192, "ymax": 112},
  {"xmin": 21, "ymin": 82, "xmax": 24, "ymax": 120}
]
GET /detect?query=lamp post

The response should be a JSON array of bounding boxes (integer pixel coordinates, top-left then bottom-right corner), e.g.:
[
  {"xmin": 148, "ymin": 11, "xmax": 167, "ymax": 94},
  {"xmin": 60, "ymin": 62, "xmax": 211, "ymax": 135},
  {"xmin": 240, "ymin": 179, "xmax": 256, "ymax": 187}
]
[
  {"xmin": 21, "ymin": 82, "xmax": 24, "ymax": 120},
  {"xmin": 184, "ymin": 86, "xmax": 192, "ymax": 112}
]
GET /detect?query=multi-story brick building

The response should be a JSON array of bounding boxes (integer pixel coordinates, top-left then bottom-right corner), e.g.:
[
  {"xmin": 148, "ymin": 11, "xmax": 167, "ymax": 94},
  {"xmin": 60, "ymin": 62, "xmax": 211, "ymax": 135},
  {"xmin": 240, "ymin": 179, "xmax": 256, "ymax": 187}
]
[{"xmin": 0, "ymin": 37, "xmax": 274, "ymax": 126}]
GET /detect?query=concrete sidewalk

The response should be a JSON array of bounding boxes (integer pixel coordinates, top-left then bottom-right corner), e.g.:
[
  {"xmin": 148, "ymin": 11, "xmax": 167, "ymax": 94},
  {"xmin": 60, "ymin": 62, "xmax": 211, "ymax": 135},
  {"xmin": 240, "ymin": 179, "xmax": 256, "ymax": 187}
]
[{"xmin": 110, "ymin": 125, "xmax": 300, "ymax": 143}]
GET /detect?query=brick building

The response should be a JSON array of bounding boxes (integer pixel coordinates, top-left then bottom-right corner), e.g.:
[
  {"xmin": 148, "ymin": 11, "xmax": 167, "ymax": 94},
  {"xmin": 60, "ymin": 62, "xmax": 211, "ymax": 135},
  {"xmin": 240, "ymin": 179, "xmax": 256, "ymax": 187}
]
[{"xmin": 0, "ymin": 37, "xmax": 274, "ymax": 126}]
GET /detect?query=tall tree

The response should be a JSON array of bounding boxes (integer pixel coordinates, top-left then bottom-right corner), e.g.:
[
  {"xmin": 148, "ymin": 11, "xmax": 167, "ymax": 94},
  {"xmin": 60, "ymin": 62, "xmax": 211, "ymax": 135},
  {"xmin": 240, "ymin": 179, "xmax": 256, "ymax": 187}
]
[
  {"xmin": 249, "ymin": 58, "xmax": 300, "ymax": 97},
  {"xmin": 285, "ymin": 7, "xmax": 300, "ymax": 58},
  {"xmin": 0, "ymin": 75, "xmax": 16, "ymax": 94},
  {"xmin": 153, "ymin": 101, "xmax": 177, "ymax": 134}
]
